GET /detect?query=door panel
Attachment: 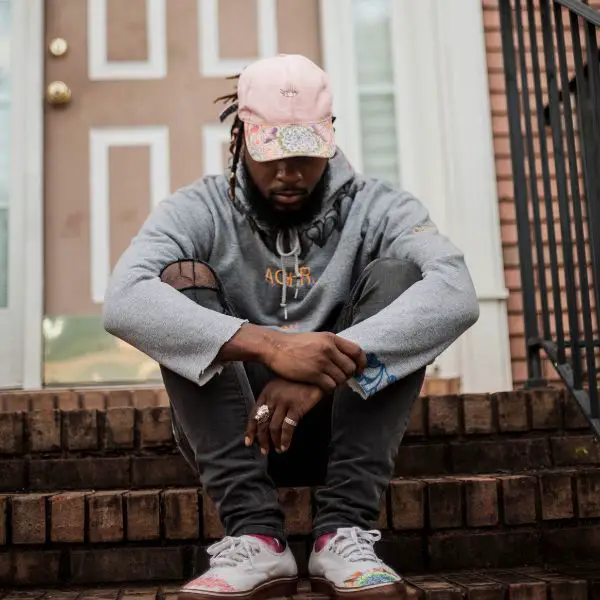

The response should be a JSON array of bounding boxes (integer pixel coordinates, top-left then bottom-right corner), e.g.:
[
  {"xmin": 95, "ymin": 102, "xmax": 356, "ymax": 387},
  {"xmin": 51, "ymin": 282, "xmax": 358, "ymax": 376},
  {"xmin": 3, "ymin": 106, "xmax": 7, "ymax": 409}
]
[{"xmin": 43, "ymin": 0, "xmax": 322, "ymax": 385}]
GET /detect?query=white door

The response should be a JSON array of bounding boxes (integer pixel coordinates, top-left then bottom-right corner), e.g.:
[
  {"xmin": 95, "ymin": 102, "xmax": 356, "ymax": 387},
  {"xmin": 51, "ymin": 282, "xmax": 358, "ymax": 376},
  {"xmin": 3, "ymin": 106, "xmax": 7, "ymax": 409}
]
[{"xmin": 0, "ymin": 0, "xmax": 21, "ymax": 388}]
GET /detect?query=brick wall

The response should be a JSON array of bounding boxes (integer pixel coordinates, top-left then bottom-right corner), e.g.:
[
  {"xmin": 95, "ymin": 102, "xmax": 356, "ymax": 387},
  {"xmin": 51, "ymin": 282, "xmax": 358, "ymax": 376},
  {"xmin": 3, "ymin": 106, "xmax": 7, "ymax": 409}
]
[{"xmin": 484, "ymin": 0, "xmax": 600, "ymax": 387}]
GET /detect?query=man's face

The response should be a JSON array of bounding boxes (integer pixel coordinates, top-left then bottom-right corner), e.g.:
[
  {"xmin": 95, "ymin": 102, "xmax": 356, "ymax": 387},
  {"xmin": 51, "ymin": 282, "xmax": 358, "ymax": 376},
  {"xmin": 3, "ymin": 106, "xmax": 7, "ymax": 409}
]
[{"xmin": 243, "ymin": 150, "xmax": 329, "ymax": 228}]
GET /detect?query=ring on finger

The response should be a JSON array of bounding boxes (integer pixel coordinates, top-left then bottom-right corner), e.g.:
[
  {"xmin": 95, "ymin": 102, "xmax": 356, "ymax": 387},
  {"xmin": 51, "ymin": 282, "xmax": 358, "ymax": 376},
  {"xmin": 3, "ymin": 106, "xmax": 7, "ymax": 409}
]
[
  {"xmin": 284, "ymin": 416, "xmax": 298, "ymax": 427},
  {"xmin": 255, "ymin": 405, "xmax": 271, "ymax": 424}
]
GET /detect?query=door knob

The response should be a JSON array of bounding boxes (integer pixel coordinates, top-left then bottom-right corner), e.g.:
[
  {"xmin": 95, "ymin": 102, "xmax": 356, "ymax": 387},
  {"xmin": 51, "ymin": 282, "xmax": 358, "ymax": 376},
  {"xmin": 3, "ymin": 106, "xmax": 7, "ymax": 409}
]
[{"xmin": 46, "ymin": 81, "xmax": 72, "ymax": 106}]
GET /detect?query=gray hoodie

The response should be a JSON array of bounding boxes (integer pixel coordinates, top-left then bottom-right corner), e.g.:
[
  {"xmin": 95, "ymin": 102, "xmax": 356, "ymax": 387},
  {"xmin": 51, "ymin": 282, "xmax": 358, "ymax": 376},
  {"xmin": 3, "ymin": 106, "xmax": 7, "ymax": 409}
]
[{"xmin": 103, "ymin": 151, "xmax": 479, "ymax": 398}]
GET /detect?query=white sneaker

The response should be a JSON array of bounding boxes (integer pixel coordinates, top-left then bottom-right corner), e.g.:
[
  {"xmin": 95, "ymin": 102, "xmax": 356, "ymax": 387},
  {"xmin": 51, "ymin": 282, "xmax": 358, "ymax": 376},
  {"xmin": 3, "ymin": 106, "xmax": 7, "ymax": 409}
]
[
  {"xmin": 179, "ymin": 535, "xmax": 298, "ymax": 599},
  {"xmin": 308, "ymin": 528, "xmax": 405, "ymax": 599}
]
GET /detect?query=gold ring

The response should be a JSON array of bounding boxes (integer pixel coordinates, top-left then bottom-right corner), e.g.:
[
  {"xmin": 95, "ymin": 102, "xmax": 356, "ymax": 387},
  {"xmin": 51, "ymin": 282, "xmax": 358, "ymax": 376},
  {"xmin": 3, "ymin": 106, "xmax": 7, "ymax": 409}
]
[{"xmin": 284, "ymin": 416, "xmax": 298, "ymax": 427}]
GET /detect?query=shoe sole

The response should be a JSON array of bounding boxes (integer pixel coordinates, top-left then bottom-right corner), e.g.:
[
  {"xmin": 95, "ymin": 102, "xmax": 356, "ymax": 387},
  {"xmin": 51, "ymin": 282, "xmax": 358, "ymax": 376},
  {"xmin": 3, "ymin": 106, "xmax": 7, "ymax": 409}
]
[
  {"xmin": 310, "ymin": 577, "xmax": 407, "ymax": 599},
  {"xmin": 178, "ymin": 576, "xmax": 299, "ymax": 600}
]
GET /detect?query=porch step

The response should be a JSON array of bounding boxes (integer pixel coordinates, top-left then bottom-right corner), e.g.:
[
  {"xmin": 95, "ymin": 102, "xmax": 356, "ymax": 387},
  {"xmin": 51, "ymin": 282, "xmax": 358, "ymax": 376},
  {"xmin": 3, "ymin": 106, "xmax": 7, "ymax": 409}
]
[
  {"xmin": 2, "ymin": 467, "xmax": 600, "ymax": 584},
  {"xmin": 1, "ymin": 567, "xmax": 599, "ymax": 599},
  {"xmin": 0, "ymin": 376, "xmax": 461, "ymax": 413}
]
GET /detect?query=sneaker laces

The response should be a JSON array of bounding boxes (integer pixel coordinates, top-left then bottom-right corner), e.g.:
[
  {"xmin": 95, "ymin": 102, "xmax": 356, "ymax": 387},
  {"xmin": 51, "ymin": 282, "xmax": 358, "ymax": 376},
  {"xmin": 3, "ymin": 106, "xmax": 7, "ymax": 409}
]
[
  {"xmin": 207, "ymin": 536, "xmax": 263, "ymax": 569},
  {"xmin": 326, "ymin": 527, "xmax": 383, "ymax": 564}
]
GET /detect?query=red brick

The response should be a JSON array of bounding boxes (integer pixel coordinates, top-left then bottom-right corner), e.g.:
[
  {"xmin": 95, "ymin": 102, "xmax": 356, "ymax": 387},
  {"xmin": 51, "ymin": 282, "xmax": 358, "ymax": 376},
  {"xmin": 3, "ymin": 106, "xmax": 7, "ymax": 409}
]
[
  {"xmin": 126, "ymin": 490, "xmax": 160, "ymax": 541},
  {"xmin": 0, "ymin": 412, "xmax": 24, "ymax": 454},
  {"xmin": 63, "ymin": 409, "xmax": 99, "ymax": 451},
  {"xmin": 50, "ymin": 492, "xmax": 86, "ymax": 543},
  {"xmin": 88, "ymin": 491, "xmax": 124, "ymax": 542},
  {"xmin": 156, "ymin": 389, "xmax": 170, "ymax": 406},
  {"xmin": 390, "ymin": 480, "xmax": 425, "ymax": 530},
  {"xmin": 14, "ymin": 551, "xmax": 61, "ymax": 585},
  {"xmin": 395, "ymin": 444, "xmax": 448, "ymax": 476},
  {"xmin": 462, "ymin": 394, "xmax": 495, "ymax": 435},
  {"xmin": 530, "ymin": 389, "xmax": 562, "ymax": 429},
  {"xmin": 162, "ymin": 488, "xmax": 199, "ymax": 540},
  {"xmin": 138, "ymin": 406, "xmax": 173, "ymax": 447},
  {"xmin": 429, "ymin": 530, "xmax": 540, "ymax": 570},
  {"xmin": 132, "ymin": 388, "xmax": 158, "ymax": 408},
  {"xmin": 442, "ymin": 572, "xmax": 505, "ymax": 598},
  {"xmin": 374, "ymin": 492, "xmax": 388, "ymax": 529},
  {"xmin": 462, "ymin": 477, "xmax": 499, "ymax": 527},
  {"xmin": 279, "ymin": 487, "xmax": 312, "ymax": 535},
  {"xmin": 483, "ymin": 572, "xmax": 546, "ymax": 598},
  {"xmin": 516, "ymin": 568, "xmax": 587, "ymax": 600},
  {"xmin": 106, "ymin": 389, "xmax": 132, "ymax": 408},
  {"xmin": 428, "ymin": 396, "xmax": 460, "ymax": 436},
  {"xmin": 131, "ymin": 456, "xmax": 197, "ymax": 487},
  {"xmin": 405, "ymin": 397, "xmax": 426, "ymax": 438},
  {"xmin": 405, "ymin": 576, "xmax": 462, "ymax": 596},
  {"xmin": 11, "ymin": 494, "xmax": 47, "ymax": 544},
  {"xmin": 542, "ymin": 524, "xmax": 600, "ymax": 562},
  {"xmin": 501, "ymin": 476, "xmax": 537, "ymax": 524},
  {"xmin": 202, "ymin": 491, "xmax": 224, "ymax": 539},
  {"xmin": 103, "ymin": 407, "xmax": 135, "ymax": 449},
  {"xmin": 0, "ymin": 495, "xmax": 6, "ymax": 544},
  {"xmin": 552, "ymin": 436, "xmax": 600, "ymax": 466},
  {"xmin": 427, "ymin": 479, "xmax": 463, "ymax": 529},
  {"xmin": 56, "ymin": 391, "xmax": 80, "ymax": 411},
  {"xmin": 30, "ymin": 392, "xmax": 56, "ymax": 410},
  {"xmin": 539, "ymin": 472, "xmax": 574, "ymax": 520},
  {"xmin": 27, "ymin": 410, "xmax": 61, "ymax": 452},
  {"xmin": 70, "ymin": 547, "xmax": 184, "ymax": 584},
  {"xmin": 3, "ymin": 393, "xmax": 30, "ymax": 412},
  {"xmin": 563, "ymin": 393, "xmax": 590, "ymax": 429},
  {"xmin": 80, "ymin": 390, "xmax": 106, "ymax": 410},
  {"xmin": 576, "ymin": 471, "xmax": 600, "ymax": 518},
  {"xmin": 0, "ymin": 460, "xmax": 26, "ymax": 491},
  {"xmin": 0, "ymin": 551, "xmax": 10, "ymax": 584},
  {"xmin": 29, "ymin": 457, "xmax": 131, "ymax": 491},
  {"xmin": 495, "ymin": 391, "xmax": 529, "ymax": 432}
]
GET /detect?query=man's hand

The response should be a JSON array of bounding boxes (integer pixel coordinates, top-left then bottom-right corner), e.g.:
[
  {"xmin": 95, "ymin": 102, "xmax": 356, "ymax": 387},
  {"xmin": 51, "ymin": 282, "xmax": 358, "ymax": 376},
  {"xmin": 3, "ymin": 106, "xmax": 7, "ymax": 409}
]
[
  {"xmin": 245, "ymin": 378, "xmax": 324, "ymax": 454},
  {"xmin": 262, "ymin": 331, "xmax": 367, "ymax": 393}
]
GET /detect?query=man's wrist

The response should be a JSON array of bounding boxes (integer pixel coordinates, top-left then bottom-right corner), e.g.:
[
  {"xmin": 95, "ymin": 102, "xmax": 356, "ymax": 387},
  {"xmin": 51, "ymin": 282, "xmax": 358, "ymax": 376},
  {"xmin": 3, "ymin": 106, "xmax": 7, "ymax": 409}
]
[{"xmin": 217, "ymin": 324, "xmax": 278, "ymax": 364}]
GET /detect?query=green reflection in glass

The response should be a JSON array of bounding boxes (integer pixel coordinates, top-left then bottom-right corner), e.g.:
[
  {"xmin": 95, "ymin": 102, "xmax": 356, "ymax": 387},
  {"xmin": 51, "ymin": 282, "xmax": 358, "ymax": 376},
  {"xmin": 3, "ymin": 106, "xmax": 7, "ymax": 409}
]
[
  {"xmin": 0, "ymin": 208, "xmax": 7, "ymax": 308},
  {"xmin": 43, "ymin": 315, "xmax": 162, "ymax": 386}
]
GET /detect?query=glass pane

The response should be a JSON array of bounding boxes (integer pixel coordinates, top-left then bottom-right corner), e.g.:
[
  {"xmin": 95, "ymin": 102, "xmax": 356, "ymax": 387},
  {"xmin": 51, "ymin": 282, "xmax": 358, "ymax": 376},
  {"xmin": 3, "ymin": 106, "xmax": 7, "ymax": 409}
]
[
  {"xmin": 0, "ymin": 0, "xmax": 10, "ymax": 310},
  {"xmin": 353, "ymin": 0, "xmax": 393, "ymax": 86},
  {"xmin": 359, "ymin": 93, "xmax": 400, "ymax": 187}
]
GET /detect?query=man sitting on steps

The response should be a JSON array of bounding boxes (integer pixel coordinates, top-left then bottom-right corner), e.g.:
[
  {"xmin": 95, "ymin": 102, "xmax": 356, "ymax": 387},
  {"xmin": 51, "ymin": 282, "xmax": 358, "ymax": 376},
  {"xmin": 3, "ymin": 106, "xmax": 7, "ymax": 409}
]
[{"xmin": 103, "ymin": 54, "xmax": 480, "ymax": 600}]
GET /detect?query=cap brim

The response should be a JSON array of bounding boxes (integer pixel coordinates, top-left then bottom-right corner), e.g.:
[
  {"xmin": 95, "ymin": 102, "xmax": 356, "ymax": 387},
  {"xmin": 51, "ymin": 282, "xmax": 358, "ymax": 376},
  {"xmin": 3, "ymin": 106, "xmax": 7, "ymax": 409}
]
[{"xmin": 243, "ymin": 120, "xmax": 336, "ymax": 163}]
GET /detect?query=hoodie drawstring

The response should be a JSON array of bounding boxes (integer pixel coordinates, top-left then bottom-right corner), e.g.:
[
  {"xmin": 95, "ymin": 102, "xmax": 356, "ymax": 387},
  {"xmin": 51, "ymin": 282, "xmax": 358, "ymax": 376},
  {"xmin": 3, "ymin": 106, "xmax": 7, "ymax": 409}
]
[{"xmin": 276, "ymin": 229, "xmax": 301, "ymax": 321}]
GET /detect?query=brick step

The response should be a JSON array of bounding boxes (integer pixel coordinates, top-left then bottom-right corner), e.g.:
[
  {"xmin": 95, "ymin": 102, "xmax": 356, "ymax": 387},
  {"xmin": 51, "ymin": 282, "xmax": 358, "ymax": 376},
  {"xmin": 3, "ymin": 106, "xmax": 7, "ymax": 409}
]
[
  {"xmin": 2, "ymin": 566, "xmax": 600, "ymax": 597},
  {"xmin": 0, "ymin": 376, "xmax": 464, "ymax": 413},
  {"xmin": 4, "ymin": 469, "xmax": 600, "ymax": 581}
]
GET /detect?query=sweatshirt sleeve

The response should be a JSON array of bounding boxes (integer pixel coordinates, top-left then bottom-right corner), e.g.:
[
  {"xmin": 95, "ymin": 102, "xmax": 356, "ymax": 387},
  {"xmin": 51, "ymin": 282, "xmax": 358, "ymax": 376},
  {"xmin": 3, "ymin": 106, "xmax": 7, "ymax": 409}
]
[
  {"xmin": 337, "ymin": 189, "xmax": 480, "ymax": 399},
  {"xmin": 102, "ymin": 188, "xmax": 247, "ymax": 385}
]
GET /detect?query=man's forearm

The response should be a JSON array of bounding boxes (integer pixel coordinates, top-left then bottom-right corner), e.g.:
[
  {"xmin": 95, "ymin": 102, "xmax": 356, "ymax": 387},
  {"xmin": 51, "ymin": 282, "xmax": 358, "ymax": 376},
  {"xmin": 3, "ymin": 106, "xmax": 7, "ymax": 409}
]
[{"xmin": 216, "ymin": 323, "xmax": 277, "ymax": 364}]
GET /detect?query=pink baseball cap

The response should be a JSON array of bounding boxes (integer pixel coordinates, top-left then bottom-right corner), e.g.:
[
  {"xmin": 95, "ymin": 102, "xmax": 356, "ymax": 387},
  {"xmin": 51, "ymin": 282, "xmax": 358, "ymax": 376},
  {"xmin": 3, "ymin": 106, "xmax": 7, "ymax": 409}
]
[{"xmin": 237, "ymin": 54, "xmax": 336, "ymax": 163}]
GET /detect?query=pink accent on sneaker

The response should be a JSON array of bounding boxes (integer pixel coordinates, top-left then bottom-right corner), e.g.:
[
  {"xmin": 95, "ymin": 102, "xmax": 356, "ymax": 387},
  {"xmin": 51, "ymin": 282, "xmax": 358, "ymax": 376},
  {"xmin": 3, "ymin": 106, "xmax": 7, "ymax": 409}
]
[
  {"xmin": 315, "ymin": 533, "xmax": 335, "ymax": 553},
  {"xmin": 249, "ymin": 535, "xmax": 284, "ymax": 553}
]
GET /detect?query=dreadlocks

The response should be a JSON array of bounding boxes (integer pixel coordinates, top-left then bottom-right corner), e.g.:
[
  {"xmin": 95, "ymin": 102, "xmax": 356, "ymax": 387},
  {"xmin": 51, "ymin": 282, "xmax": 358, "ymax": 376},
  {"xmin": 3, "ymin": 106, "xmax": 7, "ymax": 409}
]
[{"xmin": 214, "ymin": 74, "xmax": 244, "ymax": 203}]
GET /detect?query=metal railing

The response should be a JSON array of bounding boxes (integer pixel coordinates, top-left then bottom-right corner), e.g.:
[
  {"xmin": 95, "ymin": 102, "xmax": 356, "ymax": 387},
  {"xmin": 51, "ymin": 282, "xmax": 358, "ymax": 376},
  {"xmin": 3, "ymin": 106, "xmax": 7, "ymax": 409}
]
[{"xmin": 499, "ymin": 0, "xmax": 600, "ymax": 435}]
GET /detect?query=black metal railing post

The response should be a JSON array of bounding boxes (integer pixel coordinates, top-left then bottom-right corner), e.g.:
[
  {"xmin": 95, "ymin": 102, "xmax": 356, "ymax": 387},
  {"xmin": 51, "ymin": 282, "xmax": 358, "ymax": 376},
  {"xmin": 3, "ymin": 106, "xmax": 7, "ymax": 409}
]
[{"xmin": 499, "ymin": 0, "xmax": 544, "ymax": 386}]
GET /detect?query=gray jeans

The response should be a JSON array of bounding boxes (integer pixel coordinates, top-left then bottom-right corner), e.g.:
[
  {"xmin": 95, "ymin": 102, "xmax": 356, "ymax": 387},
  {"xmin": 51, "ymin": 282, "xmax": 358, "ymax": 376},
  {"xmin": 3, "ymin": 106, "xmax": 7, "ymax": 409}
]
[{"xmin": 160, "ymin": 258, "xmax": 425, "ymax": 540}]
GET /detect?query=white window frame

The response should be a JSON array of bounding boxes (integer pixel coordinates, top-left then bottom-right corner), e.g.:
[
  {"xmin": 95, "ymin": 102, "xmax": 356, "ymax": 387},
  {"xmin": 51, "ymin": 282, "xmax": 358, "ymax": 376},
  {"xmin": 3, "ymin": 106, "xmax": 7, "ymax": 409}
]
[
  {"xmin": 0, "ymin": 0, "xmax": 44, "ymax": 389},
  {"xmin": 320, "ymin": 0, "xmax": 512, "ymax": 393}
]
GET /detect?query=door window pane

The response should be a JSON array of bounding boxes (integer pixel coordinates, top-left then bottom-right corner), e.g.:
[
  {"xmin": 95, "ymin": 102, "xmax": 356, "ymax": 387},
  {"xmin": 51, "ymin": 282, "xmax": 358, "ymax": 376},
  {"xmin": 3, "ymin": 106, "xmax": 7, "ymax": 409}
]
[{"xmin": 353, "ymin": 0, "xmax": 401, "ymax": 187}]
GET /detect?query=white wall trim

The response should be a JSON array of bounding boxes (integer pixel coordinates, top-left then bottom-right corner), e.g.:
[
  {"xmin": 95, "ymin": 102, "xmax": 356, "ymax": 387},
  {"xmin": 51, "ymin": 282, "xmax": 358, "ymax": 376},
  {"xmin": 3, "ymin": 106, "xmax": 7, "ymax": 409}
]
[
  {"xmin": 89, "ymin": 127, "xmax": 170, "ymax": 304},
  {"xmin": 202, "ymin": 124, "xmax": 230, "ymax": 175},
  {"xmin": 321, "ymin": 0, "xmax": 512, "ymax": 392},
  {"xmin": 318, "ymin": 0, "xmax": 363, "ymax": 171},
  {"xmin": 199, "ymin": 0, "xmax": 278, "ymax": 77},
  {"xmin": 88, "ymin": 0, "xmax": 167, "ymax": 80}
]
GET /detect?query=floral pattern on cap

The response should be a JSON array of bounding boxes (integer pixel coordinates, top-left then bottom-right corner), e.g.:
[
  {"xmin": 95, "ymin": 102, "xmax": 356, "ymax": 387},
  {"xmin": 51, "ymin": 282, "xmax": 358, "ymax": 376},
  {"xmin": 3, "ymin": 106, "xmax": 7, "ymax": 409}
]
[{"xmin": 244, "ymin": 121, "xmax": 335, "ymax": 162}]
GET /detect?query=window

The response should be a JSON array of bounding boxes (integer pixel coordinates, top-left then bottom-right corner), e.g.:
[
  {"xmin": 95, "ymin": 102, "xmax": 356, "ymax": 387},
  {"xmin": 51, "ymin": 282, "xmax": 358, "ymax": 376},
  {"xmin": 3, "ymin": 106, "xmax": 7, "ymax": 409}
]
[{"xmin": 352, "ymin": 0, "xmax": 400, "ymax": 187}]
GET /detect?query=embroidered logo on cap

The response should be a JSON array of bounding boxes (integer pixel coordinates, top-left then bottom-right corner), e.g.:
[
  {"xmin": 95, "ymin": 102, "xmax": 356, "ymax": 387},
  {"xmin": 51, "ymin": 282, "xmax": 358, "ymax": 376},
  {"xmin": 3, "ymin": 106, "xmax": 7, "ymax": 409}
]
[{"xmin": 280, "ymin": 84, "xmax": 299, "ymax": 97}]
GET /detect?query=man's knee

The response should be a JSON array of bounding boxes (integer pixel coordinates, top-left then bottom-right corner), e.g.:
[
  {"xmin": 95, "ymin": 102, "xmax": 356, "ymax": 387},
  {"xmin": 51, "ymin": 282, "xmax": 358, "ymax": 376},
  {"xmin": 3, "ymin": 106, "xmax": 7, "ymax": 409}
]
[
  {"xmin": 361, "ymin": 257, "xmax": 422, "ymax": 299},
  {"xmin": 160, "ymin": 260, "xmax": 226, "ymax": 312}
]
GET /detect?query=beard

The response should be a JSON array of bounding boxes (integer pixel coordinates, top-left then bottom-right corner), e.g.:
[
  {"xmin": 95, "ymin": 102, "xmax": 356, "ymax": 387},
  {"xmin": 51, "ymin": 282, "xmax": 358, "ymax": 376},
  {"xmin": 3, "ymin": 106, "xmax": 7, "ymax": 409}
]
[{"xmin": 240, "ymin": 161, "xmax": 330, "ymax": 230}]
